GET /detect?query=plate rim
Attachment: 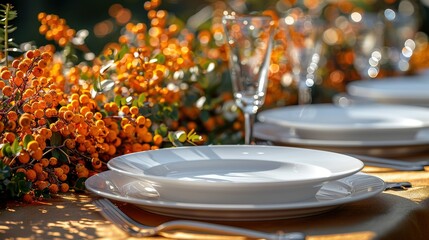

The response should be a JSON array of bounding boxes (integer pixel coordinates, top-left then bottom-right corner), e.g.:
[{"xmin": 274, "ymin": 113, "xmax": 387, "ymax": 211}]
[
  {"xmin": 347, "ymin": 77, "xmax": 429, "ymax": 100},
  {"xmin": 253, "ymin": 122, "xmax": 429, "ymax": 147},
  {"xmin": 257, "ymin": 104, "xmax": 429, "ymax": 132},
  {"xmin": 107, "ymin": 145, "xmax": 364, "ymax": 186},
  {"xmin": 85, "ymin": 170, "xmax": 385, "ymax": 211}
]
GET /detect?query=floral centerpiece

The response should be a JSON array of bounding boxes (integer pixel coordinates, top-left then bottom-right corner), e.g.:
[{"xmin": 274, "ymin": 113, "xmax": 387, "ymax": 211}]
[{"xmin": 1, "ymin": 0, "xmax": 429, "ymax": 205}]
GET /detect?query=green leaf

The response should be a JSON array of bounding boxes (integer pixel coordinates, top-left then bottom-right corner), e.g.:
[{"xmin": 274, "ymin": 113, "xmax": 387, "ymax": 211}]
[
  {"xmin": 50, "ymin": 132, "xmax": 62, "ymax": 146},
  {"xmin": 0, "ymin": 164, "xmax": 11, "ymax": 181},
  {"xmin": 52, "ymin": 149, "xmax": 68, "ymax": 163},
  {"xmin": 6, "ymin": 26, "xmax": 16, "ymax": 33},
  {"xmin": 74, "ymin": 177, "xmax": 87, "ymax": 191},
  {"xmin": 92, "ymin": 77, "xmax": 101, "ymax": 92},
  {"xmin": 11, "ymin": 138, "xmax": 21, "ymax": 155},
  {"xmin": 114, "ymin": 95, "xmax": 122, "ymax": 107},
  {"xmin": 152, "ymin": 54, "xmax": 165, "ymax": 64},
  {"xmin": 199, "ymin": 110, "xmax": 210, "ymax": 122},
  {"xmin": 138, "ymin": 93, "xmax": 146, "ymax": 107},
  {"xmin": 23, "ymin": 134, "xmax": 34, "ymax": 149},
  {"xmin": 155, "ymin": 124, "xmax": 168, "ymax": 137},
  {"xmin": 1, "ymin": 143, "xmax": 13, "ymax": 158},
  {"xmin": 115, "ymin": 44, "xmax": 129, "ymax": 61}
]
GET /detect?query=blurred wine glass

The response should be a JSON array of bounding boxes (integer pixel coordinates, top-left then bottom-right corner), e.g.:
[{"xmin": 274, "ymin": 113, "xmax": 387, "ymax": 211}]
[
  {"xmin": 222, "ymin": 13, "xmax": 275, "ymax": 144},
  {"xmin": 281, "ymin": 8, "xmax": 325, "ymax": 104},
  {"xmin": 351, "ymin": 0, "xmax": 420, "ymax": 79}
]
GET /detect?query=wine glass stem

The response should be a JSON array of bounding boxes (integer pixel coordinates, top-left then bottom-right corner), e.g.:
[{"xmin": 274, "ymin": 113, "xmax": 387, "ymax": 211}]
[
  {"xmin": 244, "ymin": 112, "xmax": 255, "ymax": 145},
  {"xmin": 298, "ymin": 79, "xmax": 312, "ymax": 105}
]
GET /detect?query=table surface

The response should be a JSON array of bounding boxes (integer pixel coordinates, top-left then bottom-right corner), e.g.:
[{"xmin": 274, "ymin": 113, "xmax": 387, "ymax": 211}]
[{"xmin": 1, "ymin": 165, "xmax": 429, "ymax": 240}]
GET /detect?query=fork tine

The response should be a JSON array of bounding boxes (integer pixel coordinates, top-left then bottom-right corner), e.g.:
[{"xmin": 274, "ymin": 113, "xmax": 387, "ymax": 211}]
[
  {"xmin": 97, "ymin": 199, "xmax": 146, "ymax": 228},
  {"xmin": 94, "ymin": 199, "xmax": 152, "ymax": 237},
  {"xmin": 94, "ymin": 200, "xmax": 133, "ymax": 234}
]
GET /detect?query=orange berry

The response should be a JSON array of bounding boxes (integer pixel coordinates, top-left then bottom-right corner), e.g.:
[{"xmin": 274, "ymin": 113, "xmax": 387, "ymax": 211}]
[
  {"xmin": 23, "ymin": 193, "xmax": 34, "ymax": 203},
  {"xmin": 153, "ymin": 134, "xmax": 163, "ymax": 146},
  {"xmin": 36, "ymin": 180, "xmax": 49, "ymax": 190},
  {"xmin": 58, "ymin": 174, "xmax": 67, "ymax": 181},
  {"xmin": 26, "ymin": 50, "xmax": 35, "ymax": 59},
  {"xmin": 26, "ymin": 169, "xmax": 37, "ymax": 182},
  {"xmin": 1, "ymin": 70, "xmax": 11, "ymax": 80},
  {"xmin": 19, "ymin": 113, "xmax": 33, "ymax": 127},
  {"xmin": 91, "ymin": 158, "xmax": 102, "ymax": 169},
  {"xmin": 136, "ymin": 116, "xmax": 146, "ymax": 125},
  {"xmin": 7, "ymin": 111, "xmax": 18, "ymax": 121},
  {"xmin": 40, "ymin": 158, "xmax": 49, "ymax": 167},
  {"xmin": 79, "ymin": 94, "xmax": 90, "ymax": 104},
  {"xmin": 27, "ymin": 140, "xmax": 40, "ymax": 151},
  {"xmin": 18, "ymin": 62, "xmax": 29, "ymax": 72},
  {"xmin": 64, "ymin": 138, "xmax": 76, "ymax": 149},
  {"xmin": 32, "ymin": 67, "xmax": 44, "ymax": 77},
  {"xmin": 33, "ymin": 163, "xmax": 43, "ymax": 173},
  {"xmin": 49, "ymin": 184, "xmax": 59, "ymax": 194},
  {"xmin": 16, "ymin": 168, "xmax": 27, "ymax": 174},
  {"xmin": 93, "ymin": 112, "xmax": 103, "ymax": 120},
  {"xmin": 120, "ymin": 105, "xmax": 130, "ymax": 114},
  {"xmin": 130, "ymin": 106, "xmax": 139, "ymax": 115},
  {"xmin": 77, "ymin": 168, "xmax": 89, "ymax": 178},
  {"xmin": 145, "ymin": 118, "xmax": 152, "ymax": 128},
  {"xmin": 11, "ymin": 59, "xmax": 20, "ymax": 68},
  {"xmin": 4, "ymin": 132, "xmax": 15, "ymax": 143},
  {"xmin": 6, "ymin": 120, "xmax": 16, "ymax": 131},
  {"xmin": 123, "ymin": 124, "xmax": 135, "ymax": 135},
  {"xmin": 142, "ymin": 132, "xmax": 153, "ymax": 143},
  {"xmin": 31, "ymin": 148, "xmax": 43, "ymax": 160},
  {"xmin": 2, "ymin": 85, "xmax": 13, "ymax": 97},
  {"xmin": 22, "ymin": 89, "xmax": 35, "ymax": 99},
  {"xmin": 41, "ymin": 52, "xmax": 51, "ymax": 61},
  {"xmin": 60, "ymin": 164, "xmax": 70, "ymax": 174},
  {"xmin": 49, "ymin": 157, "xmax": 58, "ymax": 166},
  {"xmin": 60, "ymin": 183, "xmax": 69, "ymax": 192},
  {"xmin": 18, "ymin": 151, "xmax": 30, "ymax": 164},
  {"xmin": 37, "ymin": 171, "xmax": 48, "ymax": 181},
  {"xmin": 37, "ymin": 59, "xmax": 47, "ymax": 68}
]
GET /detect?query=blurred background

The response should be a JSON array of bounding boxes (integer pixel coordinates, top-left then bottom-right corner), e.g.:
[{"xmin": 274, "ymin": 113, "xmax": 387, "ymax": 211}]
[
  {"xmin": 5, "ymin": 0, "xmax": 429, "ymax": 144},
  {"xmin": 10, "ymin": 0, "xmax": 429, "ymax": 54},
  {"xmin": 8, "ymin": 0, "xmax": 429, "ymax": 104}
]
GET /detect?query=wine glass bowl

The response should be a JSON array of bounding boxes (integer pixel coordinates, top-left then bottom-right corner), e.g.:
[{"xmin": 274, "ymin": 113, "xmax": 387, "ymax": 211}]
[
  {"xmin": 280, "ymin": 8, "xmax": 325, "ymax": 104},
  {"xmin": 222, "ymin": 13, "xmax": 275, "ymax": 144},
  {"xmin": 351, "ymin": 0, "xmax": 420, "ymax": 79}
]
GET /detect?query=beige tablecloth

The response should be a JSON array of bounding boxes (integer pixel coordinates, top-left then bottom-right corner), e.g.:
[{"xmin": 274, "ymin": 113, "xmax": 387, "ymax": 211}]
[{"xmin": 1, "ymin": 166, "xmax": 429, "ymax": 240}]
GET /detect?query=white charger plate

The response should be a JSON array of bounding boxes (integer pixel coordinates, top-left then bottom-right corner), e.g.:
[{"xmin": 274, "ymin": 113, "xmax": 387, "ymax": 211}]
[
  {"xmin": 257, "ymin": 104, "xmax": 429, "ymax": 141},
  {"xmin": 254, "ymin": 123, "xmax": 429, "ymax": 157},
  {"xmin": 85, "ymin": 171, "xmax": 385, "ymax": 221},
  {"xmin": 347, "ymin": 74, "xmax": 429, "ymax": 106},
  {"xmin": 107, "ymin": 145, "xmax": 363, "ymax": 204}
]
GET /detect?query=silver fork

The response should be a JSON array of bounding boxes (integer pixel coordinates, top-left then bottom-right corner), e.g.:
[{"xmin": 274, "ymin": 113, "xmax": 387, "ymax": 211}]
[{"xmin": 93, "ymin": 198, "xmax": 306, "ymax": 240}]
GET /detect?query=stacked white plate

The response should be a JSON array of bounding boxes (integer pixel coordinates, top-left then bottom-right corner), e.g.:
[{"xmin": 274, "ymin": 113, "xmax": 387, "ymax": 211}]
[
  {"xmin": 256, "ymin": 104, "xmax": 429, "ymax": 157},
  {"xmin": 86, "ymin": 145, "xmax": 386, "ymax": 221},
  {"xmin": 346, "ymin": 73, "xmax": 429, "ymax": 107}
]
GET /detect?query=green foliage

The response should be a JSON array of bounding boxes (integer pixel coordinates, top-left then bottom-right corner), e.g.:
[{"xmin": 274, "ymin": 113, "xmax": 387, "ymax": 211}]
[
  {"xmin": 0, "ymin": 3, "xmax": 18, "ymax": 65},
  {"xmin": 0, "ymin": 161, "xmax": 32, "ymax": 200}
]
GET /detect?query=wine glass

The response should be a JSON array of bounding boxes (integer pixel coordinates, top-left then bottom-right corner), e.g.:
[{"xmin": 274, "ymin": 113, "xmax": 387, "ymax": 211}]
[
  {"xmin": 222, "ymin": 14, "xmax": 275, "ymax": 145},
  {"xmin": 281, "ymin": 8, "xmax": 325, "ymax": 104},
  {"xmin": 351, "ymin": 1, "xmax": 420, "ymax": 79}
]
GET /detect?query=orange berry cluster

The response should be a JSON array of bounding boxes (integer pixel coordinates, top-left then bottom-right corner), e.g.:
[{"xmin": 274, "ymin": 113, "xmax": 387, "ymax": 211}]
[{"xmin": 38, "ymin": 12, "xmax": 76, "ymax": 47}]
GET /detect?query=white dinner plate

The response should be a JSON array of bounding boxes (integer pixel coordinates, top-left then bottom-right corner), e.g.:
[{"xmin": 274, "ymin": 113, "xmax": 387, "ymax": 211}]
[
  {"xmin": 107, "ymin": 145, "xmax": 363, "ymax": 204},
  {"xmin": 254, "ymin": 123, "xmax": 429, "ymax": 157},
  {"xmin": 346, "ymin": 74, "xmax": 429, "ymax": 106},
  {"xmin": 257, "ymin": 104, "xmax": 429, "ymax": 141},
  {"xmin": 85, "ymin": 171, "xmax": 385, "ymax": 221}
]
